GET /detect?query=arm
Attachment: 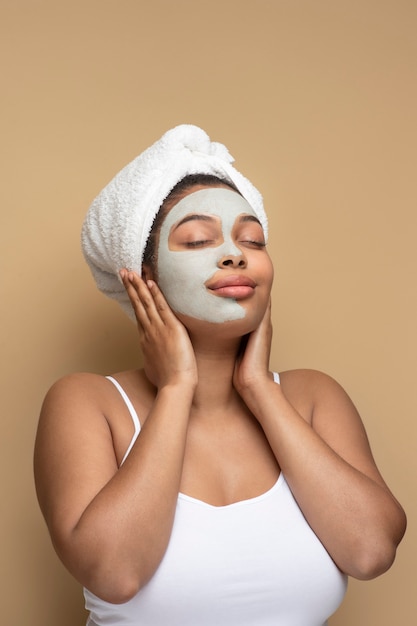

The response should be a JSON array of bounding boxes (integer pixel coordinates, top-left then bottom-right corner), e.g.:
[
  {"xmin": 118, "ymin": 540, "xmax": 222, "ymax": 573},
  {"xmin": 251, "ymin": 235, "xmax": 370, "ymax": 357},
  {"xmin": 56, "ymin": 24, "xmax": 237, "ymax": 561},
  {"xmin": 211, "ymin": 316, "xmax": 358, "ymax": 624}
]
[
  {"xmin": 234, "ymin": 303, "xmax": 407, "ymax": 580},
  {"xmin": 34, "ymin": 274, "xmax": 197, "ymax": 603}
]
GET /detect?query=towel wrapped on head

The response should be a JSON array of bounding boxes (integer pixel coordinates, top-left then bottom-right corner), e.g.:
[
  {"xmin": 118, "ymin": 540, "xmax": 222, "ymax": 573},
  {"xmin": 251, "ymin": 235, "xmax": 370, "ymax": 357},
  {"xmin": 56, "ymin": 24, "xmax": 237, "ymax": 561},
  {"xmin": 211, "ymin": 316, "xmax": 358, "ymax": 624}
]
[{"xmin": 81, "ymin": 124, "xmax": 268, "ymax": 320}]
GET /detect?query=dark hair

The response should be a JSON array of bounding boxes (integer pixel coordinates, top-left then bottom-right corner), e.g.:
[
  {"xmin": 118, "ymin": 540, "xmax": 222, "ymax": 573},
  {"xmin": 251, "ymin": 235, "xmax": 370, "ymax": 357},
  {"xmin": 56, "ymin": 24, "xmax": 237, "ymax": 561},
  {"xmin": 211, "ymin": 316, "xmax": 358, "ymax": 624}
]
[{"xmin": 142, "ymin": 174, "xmax": 239, "ymax": 272}]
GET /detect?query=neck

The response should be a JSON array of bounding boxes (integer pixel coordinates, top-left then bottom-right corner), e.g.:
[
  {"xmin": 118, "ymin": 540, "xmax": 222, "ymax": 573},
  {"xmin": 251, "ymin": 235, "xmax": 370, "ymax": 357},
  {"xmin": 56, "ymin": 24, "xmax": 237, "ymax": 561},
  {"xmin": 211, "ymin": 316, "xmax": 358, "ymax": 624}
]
[{"xmin": 188, "ymin": 333, "xmax": 244, "ymax": 413}]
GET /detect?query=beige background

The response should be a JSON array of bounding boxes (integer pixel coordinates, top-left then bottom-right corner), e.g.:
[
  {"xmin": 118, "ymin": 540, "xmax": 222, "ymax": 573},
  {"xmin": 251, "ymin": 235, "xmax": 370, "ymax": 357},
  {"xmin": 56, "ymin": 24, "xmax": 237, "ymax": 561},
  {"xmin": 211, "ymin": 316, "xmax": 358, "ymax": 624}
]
[{"xmin": 1, "ymin": 1, "xmax": 415, "ymax": 624}]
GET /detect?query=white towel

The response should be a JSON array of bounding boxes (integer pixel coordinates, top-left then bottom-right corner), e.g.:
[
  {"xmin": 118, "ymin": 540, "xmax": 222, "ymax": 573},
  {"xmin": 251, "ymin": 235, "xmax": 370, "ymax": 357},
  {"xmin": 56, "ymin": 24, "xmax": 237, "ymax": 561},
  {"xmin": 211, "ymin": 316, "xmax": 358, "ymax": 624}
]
[{"xmin": 81, "ymin": 124, "xmax": 268, "ymax": 320}]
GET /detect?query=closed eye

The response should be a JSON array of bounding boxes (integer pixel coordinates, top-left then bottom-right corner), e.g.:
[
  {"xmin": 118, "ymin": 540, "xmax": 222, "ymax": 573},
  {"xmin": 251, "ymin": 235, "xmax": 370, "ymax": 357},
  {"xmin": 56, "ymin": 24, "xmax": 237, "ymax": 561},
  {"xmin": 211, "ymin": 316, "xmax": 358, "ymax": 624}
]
[
  {"xmin": 239, "ymin": 240, "xmax": 266, "ymax": 248},
  {"xmin": 184, "ymin": 240, "xmax": 214, "ymax": 248}
]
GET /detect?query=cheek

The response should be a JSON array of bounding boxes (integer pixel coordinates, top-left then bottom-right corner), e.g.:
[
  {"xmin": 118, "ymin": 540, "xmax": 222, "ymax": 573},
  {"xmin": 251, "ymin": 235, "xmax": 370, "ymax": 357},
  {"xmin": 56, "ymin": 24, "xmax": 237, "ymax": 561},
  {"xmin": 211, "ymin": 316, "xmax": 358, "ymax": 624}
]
[
  {"xmin": 158, "ymin": 247, "xmax": 219, "ymax": 286},
  {"xmin": 261, "ymin": 253, "xmax": 274, "ymax": 285},
  {"xmin": 266, "ymin": 259, "xmax": 274, "ymax": 288},
  {"xmin": 156, "ymin": 248, "xmax": 217, "ymax": 313}
]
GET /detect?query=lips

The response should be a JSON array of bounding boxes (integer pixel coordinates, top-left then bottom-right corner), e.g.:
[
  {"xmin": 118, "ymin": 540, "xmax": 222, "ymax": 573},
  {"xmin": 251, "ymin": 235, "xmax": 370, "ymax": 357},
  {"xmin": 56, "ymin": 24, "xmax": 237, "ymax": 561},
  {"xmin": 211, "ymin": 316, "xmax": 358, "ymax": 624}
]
[{"xmin": 206, "ymin": 275, "xmax": 256, "ymax": 299}]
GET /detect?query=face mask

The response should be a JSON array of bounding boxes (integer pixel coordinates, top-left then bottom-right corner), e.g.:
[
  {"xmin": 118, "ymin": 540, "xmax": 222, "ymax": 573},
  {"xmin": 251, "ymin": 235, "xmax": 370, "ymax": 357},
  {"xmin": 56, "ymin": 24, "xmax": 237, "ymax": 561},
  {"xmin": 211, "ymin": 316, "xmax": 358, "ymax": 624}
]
[{"xmin": 157, "ymin": 188, "xmax": 260, "ymax": 323}]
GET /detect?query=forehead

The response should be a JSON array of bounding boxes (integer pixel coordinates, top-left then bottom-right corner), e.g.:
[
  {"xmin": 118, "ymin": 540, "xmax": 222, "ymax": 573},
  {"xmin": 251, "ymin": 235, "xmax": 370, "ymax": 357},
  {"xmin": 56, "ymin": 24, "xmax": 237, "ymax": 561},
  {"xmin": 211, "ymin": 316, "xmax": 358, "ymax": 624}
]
[{"xmin": 162, "ymin": 187, "xmax": 257, "ymax": 233}]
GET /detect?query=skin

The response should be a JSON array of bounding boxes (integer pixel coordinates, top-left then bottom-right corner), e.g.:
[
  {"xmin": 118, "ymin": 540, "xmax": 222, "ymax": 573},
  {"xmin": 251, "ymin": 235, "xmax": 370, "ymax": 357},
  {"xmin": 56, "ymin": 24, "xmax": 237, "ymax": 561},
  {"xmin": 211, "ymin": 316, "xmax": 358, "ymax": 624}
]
[{"xmin": 34, "ymin": 183, "xmax": 406, "ymax": 605}]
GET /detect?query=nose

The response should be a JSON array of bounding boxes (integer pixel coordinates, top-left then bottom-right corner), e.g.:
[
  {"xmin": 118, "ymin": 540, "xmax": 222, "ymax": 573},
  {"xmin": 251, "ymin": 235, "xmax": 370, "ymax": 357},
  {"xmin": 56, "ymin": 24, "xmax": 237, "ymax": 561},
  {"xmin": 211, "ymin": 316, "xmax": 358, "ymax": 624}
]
[{"xmin": 218, "ymin": 251, "xmax": 247, "ymax": 269}]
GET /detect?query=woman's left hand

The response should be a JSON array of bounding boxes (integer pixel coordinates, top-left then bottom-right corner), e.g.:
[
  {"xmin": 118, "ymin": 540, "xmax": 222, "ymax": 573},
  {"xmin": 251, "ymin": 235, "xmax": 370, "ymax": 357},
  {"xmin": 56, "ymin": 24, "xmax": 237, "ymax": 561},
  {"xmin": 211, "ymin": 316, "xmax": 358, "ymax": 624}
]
[{"xmin": 233, "ymin": 299, "xmax": 273, "ymax": 404}]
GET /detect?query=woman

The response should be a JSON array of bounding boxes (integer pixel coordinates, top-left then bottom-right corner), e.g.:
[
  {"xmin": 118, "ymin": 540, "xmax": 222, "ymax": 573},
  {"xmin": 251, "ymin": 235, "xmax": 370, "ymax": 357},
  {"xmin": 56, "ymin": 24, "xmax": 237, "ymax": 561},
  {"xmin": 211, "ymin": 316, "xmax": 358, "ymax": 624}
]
[{"xmin": 34, "ymin": 125, "xmax": 406, "ymax": 626}]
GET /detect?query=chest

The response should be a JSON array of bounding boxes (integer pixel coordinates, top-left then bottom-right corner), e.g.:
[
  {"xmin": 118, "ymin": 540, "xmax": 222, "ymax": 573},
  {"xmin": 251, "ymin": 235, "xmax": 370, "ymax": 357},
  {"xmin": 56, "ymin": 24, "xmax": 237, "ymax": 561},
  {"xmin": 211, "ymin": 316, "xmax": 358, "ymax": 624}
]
[
  {"xmin": 85, "ymin": 476, "xmax": 347, "ymax": 625},
  {"xmin": 179, "ymin": 409, "xmax": 280, "ymax": 506}
]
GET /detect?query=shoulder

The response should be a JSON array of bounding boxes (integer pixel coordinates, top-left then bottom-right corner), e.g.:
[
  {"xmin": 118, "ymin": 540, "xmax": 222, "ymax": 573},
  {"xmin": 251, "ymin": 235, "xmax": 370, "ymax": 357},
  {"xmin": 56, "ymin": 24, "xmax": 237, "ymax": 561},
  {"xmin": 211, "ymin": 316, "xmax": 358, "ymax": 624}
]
[
  {"xmin": 278, "ymin": 368, "xmax": 359, "ymax": 426},
  {"xmin": 40, "ymin": 368, "xmax": 154, "ymax": 430},
  {"xmin": 279, "ymin": 368, "xmax": 348, "ymax": 397},
  {"xmin": 41, "ymin": 372, "xmax": 111, "ymax": 413},
  {"xmin": 45, "ymin": 371, "xmax": 109, "ymax": 393},
  {"xmin": 42, "ymin": 369, "xmax": 148, "ymax": 405},
  {"xmin": 36, "ymin": 371, "xmax": 140, "ymax": 487},
  {"xmin": 37, "ymin": 374, "xmax": 115, "ymax": 448},
  {"xmin": 40, "ymin": 370, "xmax": 140, "ymax": 426}
]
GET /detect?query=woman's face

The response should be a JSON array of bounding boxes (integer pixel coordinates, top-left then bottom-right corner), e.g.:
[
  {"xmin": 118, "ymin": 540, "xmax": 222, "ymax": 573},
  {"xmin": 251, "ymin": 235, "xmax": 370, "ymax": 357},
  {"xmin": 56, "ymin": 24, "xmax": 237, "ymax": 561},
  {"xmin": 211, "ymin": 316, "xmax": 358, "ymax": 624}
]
[{"xmin": 155, "ymin": 186, "xmax": 273, "ymax": 325}]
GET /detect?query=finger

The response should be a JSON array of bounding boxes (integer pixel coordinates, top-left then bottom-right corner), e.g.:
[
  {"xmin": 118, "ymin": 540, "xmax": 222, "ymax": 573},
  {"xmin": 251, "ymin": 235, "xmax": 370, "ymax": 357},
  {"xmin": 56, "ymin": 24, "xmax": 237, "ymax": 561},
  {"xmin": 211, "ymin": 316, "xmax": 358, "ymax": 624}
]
[
  {"xmin": 127, "ymin": 273, "xmax": 172, "ymax": 326},
  {"xmin": 257, "ymin": 299, "xmax": 272, "ymax": 335},
  {"xmin": 262, "ymin": 298, "xmax": 272, "ymax": 323},
  {"xmin": 120, "ymin": 270, "xmax": 155, "ymax": 326},
  {"xmin": 125, "ymin": 272, "xmax": 181, "ymax": 333},
  {"xmin": 145, "ymin": 280, "xmax": 180, "ymax": 325}
]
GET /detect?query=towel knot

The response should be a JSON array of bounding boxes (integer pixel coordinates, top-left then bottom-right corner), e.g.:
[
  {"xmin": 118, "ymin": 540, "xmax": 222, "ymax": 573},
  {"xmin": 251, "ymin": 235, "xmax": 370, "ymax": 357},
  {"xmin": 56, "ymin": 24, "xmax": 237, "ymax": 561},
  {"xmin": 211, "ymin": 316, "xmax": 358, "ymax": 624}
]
[{"xmin": 164, "ymin": 124, "xmax": 234, "ymax": 163}]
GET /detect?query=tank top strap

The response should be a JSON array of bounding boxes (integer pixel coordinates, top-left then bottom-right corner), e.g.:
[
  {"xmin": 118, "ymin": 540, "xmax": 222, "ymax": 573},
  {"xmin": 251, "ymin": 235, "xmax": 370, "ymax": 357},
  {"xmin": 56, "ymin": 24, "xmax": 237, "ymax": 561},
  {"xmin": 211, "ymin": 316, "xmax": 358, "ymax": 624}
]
[{"xmin": 106, "ymin": 376, "xmax": 141, "ymax": 465}]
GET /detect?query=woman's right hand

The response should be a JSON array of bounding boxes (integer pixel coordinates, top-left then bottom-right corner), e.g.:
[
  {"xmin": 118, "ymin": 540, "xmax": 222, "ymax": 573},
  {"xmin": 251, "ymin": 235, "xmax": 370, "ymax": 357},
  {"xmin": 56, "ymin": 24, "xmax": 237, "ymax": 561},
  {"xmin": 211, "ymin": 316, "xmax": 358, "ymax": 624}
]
[{"xmin": 120, "ymin": 270, "xmax": 198, "ymax": 390}]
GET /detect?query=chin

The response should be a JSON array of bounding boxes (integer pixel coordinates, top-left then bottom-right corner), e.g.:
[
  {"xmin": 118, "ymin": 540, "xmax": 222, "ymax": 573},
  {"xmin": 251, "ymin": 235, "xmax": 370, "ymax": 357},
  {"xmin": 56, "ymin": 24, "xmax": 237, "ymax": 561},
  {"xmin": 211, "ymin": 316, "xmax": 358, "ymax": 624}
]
[{"xmin": 177, "ymin": 307, "xmax": 262, "ymax": 340}]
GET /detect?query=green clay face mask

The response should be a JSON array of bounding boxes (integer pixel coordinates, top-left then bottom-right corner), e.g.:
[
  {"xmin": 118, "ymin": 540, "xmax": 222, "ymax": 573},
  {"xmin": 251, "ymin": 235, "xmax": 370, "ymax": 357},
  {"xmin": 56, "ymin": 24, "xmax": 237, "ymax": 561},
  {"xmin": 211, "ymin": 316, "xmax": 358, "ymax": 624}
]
[{"xmin": 157, "ymin": 188, "xmax": 259, "ymax": 323}]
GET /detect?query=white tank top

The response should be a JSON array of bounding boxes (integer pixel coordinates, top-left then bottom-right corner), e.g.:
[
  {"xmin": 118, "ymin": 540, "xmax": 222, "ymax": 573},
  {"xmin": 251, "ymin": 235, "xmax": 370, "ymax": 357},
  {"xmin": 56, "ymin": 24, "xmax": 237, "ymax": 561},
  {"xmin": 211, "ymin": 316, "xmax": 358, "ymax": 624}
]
[{"xmin": 84, "ymin": 374, "xmax": 347, "ymax": 626}]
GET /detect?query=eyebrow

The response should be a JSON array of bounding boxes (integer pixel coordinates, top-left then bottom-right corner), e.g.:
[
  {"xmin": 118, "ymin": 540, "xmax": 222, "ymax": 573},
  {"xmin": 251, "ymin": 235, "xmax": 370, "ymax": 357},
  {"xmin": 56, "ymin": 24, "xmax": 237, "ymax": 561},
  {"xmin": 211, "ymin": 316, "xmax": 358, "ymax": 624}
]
[
  {"xmin": 239, "ymin": 215, "xmax": 262, "ymax": 226},
  {"xmin": 173, "ymin": 213, "xmax": 262, "ymax": 230},
  {"xmin": 173, "ymin": 214, "xmax": 216, "ymax": 230}
]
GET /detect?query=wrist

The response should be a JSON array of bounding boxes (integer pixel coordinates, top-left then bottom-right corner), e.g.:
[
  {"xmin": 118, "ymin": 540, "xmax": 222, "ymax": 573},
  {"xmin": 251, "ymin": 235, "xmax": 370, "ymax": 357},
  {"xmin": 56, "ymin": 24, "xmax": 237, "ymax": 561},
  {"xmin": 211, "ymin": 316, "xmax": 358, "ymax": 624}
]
[
  {"xmin": 158, "ymin": 379, "xmax": 196, "ymax": 398},
  {"xmin": 238, "ymin": 372, "xmax": 276, "ymax": 406},
  {"xmin": 242, "ymin": 370, "xmax": 275, "ymax": 392}
]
